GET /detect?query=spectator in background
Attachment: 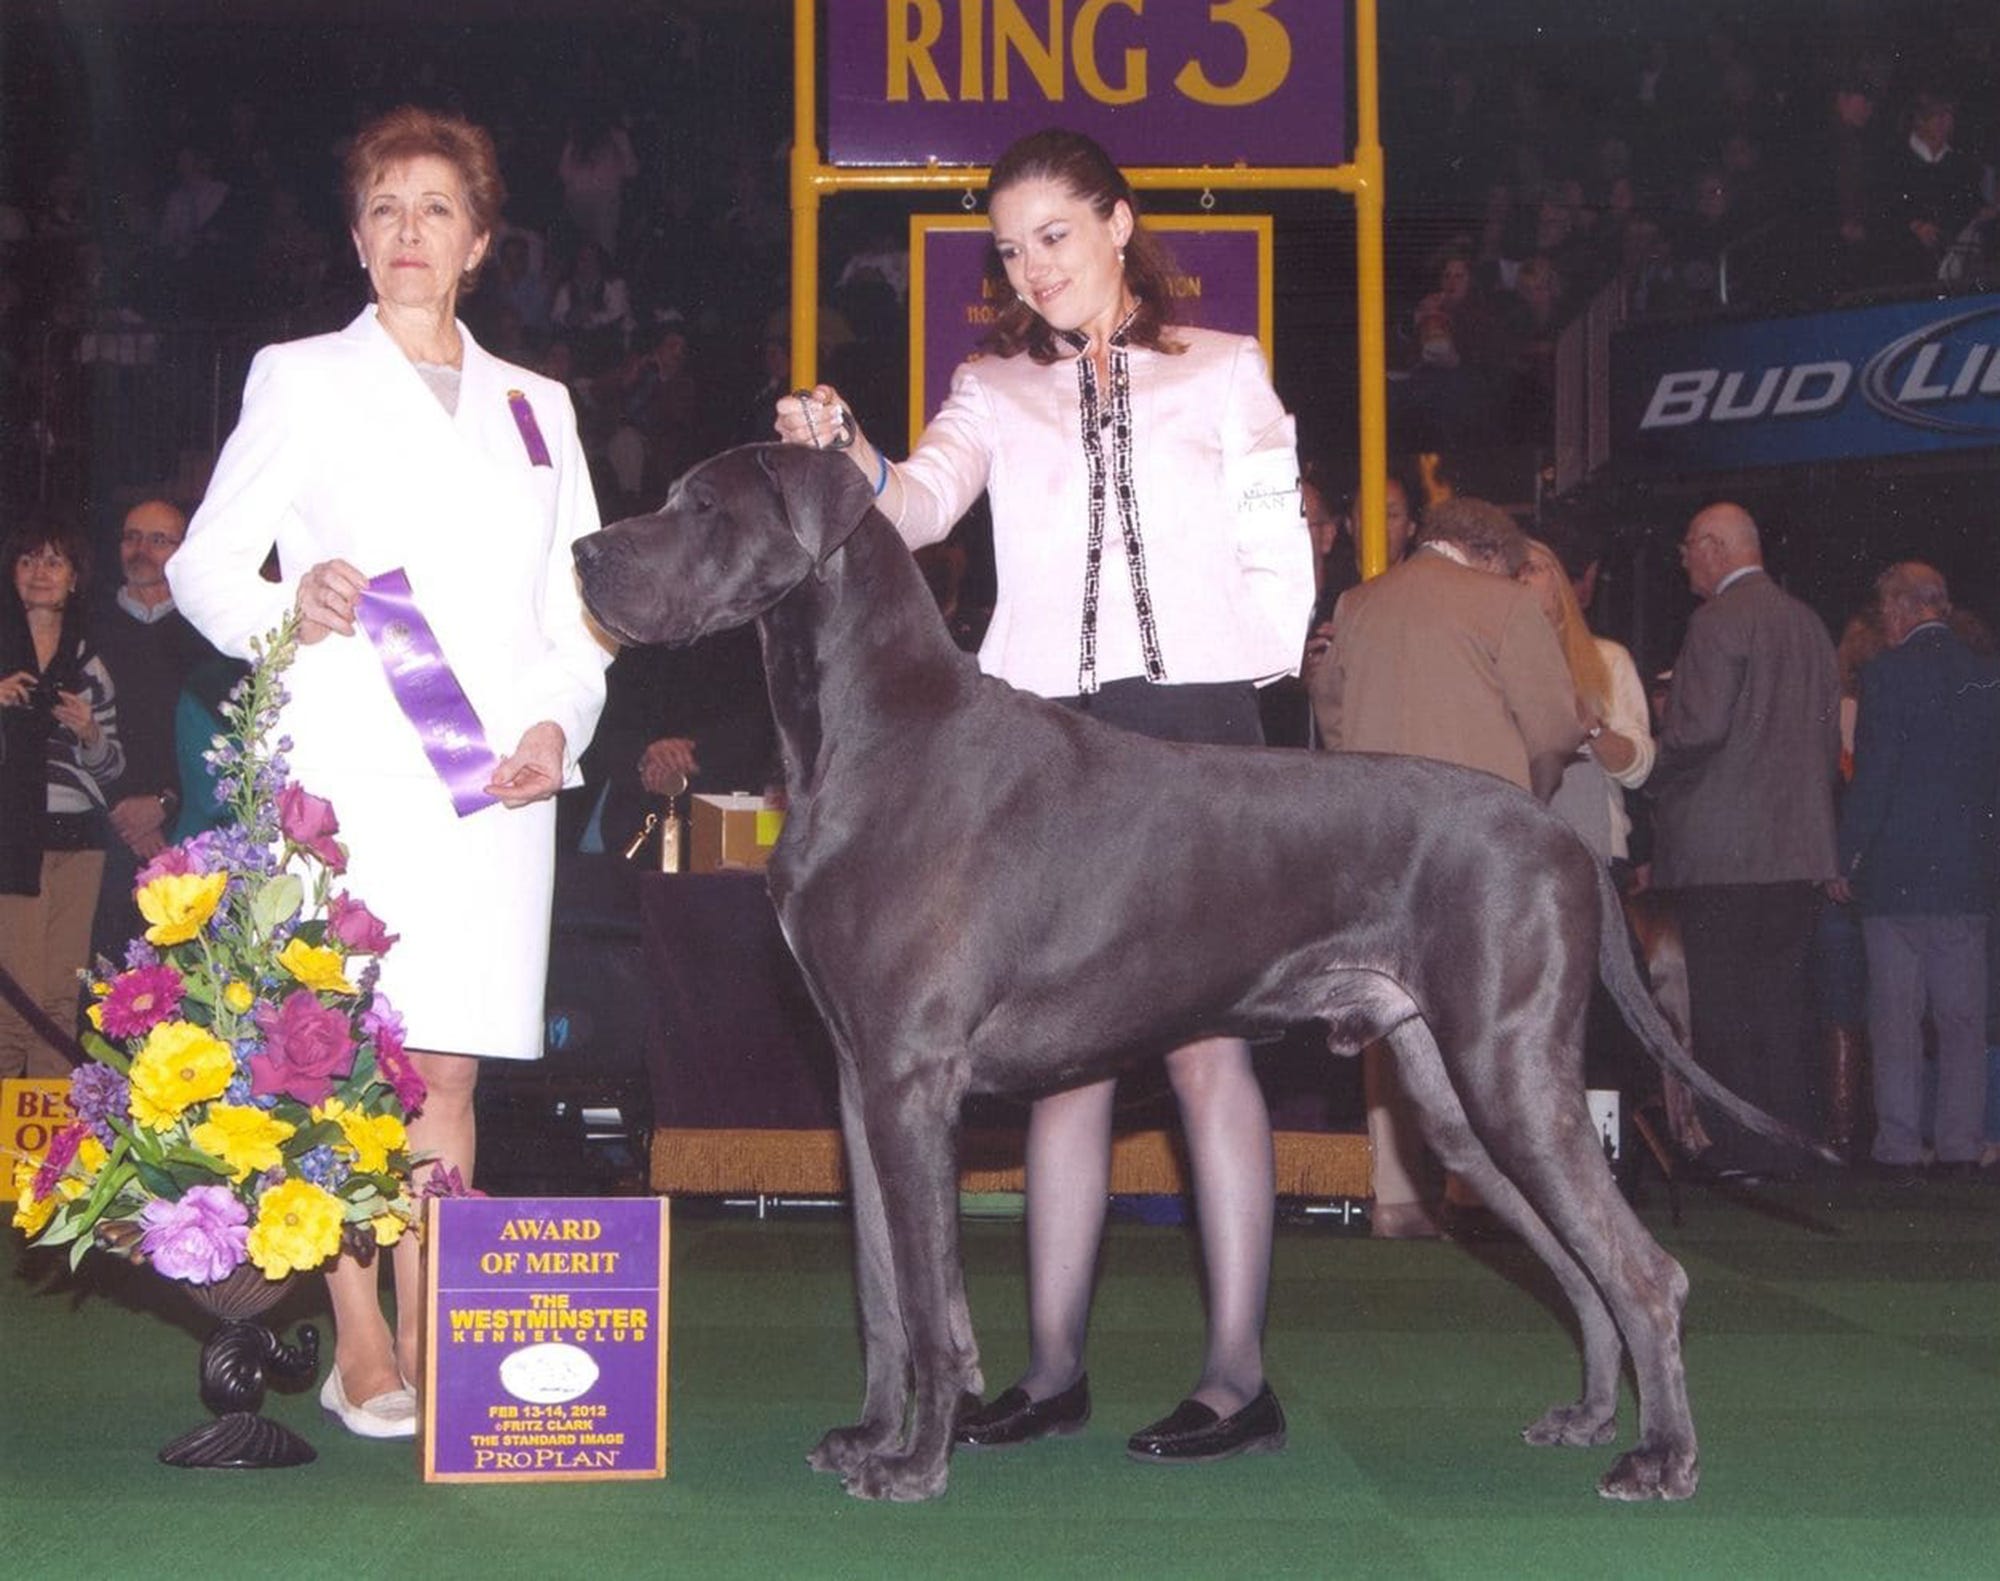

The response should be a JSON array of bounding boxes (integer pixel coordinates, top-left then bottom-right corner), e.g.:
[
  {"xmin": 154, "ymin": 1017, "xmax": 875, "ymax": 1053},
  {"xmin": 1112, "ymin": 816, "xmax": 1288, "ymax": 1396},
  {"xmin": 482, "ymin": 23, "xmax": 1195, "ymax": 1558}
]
[
  {"xmin": 86, "ymin": 497, "xmax": 218, "ymax": 965},
  {"xmin": 556, "ymin": 108, "xmax": 639, "ymax": 258},
  {"xmin": 1517, "ymin": 537, "xmax": 1653, "ymax": 865},
  {"xmin": 485, "ymin": 232, "xmax": 553, "ymax": 339},
  {"xmin": 1819, "ymin": 74, "xmax": 1895, "ymax": 294},
  {"xmin": 1311, "ymin": 497, "xmax": 1583, "ymax": 1236},
  {"xmin": 1834, "ymin": 562, "xmax": 2000, "ymax": 1180},
  {"xmin": 549, "ymin": 240, "xmax": 633, "ymax": 374},
  {"xmin": 1, "ymin": 521, "xmax": 125, "ymax": 1078},
  {"xmin": 1889, "ymin": 89, "xmax": 1994, "ymax": 285},
  {"xmin": 1650, "ymin": 503, "xmax": 1841, "ymax": 1181}
]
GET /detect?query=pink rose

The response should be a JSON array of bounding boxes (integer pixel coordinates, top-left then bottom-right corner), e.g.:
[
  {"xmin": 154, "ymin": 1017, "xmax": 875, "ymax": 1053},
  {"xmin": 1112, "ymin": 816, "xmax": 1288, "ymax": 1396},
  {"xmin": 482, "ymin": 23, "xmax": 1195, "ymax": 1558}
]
[
  {"xmin": 363, "ymin": 998, "xmax": 426, "ymax": 1115},
  {"xmin": 277, "ymin": 783, "xmax": 346, "ymax": 872},
  {"xmin": 135, "ymin": 843, "xmax": 198, "ymax": 890},
  {"xmin": 250, "ymin": 989, "xmax": 357, "ymax": 1104},
  {"xmin": 327, "ymin": 892, "xmax": 398, "ymax": 955}
]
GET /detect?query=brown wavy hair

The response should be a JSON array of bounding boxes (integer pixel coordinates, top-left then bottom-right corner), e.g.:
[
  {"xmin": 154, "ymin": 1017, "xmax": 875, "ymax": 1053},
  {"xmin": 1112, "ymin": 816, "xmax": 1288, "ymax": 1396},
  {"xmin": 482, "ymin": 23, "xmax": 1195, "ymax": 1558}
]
[
  {"xmin": 343, "ymin": 105, "xmax": 506, "ymax": 291},
  {"xmin": 978, "ymin": 128, "xmax": 1182, "ymax": 363}
]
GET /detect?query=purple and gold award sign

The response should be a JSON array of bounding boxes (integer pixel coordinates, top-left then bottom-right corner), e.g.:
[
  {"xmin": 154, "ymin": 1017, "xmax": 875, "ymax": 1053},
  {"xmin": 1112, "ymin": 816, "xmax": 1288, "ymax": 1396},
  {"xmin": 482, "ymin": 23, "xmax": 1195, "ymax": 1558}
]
[
  {"xmin": 909, "ymin": 214, "xmax": 1273, "ymax": 447},
  {"xmin": 422, "ymin": 1196, "xmax": 669, "ymax": 1482}
]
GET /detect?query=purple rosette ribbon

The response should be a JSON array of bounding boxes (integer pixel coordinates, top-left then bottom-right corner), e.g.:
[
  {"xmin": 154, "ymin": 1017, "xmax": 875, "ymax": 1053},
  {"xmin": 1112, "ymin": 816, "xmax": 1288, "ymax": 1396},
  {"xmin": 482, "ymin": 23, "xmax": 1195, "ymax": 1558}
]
[
  {"xmin": 507, "ymin": 389, "xmax": 552, "ymax": 467},
  {"xmin": 356, "ymin": 568, "xmax": 501, "ymax": 817}
]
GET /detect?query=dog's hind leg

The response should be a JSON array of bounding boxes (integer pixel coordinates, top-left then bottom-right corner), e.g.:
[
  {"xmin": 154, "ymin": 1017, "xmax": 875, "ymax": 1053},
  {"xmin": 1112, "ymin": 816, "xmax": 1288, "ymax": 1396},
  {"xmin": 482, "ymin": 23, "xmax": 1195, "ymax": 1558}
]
[
  {"xmin": 1401, "ymin": 1016, "xmax": 1700, "ymax": 1501},
  {"xmin": 808, "ymin": 1053, "xmax": 913, "ymax": 1478},
  {"xmin": 1385, "ymin": 1021, "xmax": 1625, "ymax": 1450},
  {"xmin": 836, "ymin": 1050, "xmax": 978, "ymax": 1502}
]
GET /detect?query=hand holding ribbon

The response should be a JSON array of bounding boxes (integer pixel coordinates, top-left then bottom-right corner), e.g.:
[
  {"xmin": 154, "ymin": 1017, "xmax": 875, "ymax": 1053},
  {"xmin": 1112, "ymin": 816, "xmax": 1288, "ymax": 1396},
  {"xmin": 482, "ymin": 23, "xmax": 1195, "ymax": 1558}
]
[
  {"xmin": 487, "ymin": 720, "xmax": 566, "ymax": 809},
  {"xmin": 296, "ymin": 558, "xmax": 368, "ymax": 645}
]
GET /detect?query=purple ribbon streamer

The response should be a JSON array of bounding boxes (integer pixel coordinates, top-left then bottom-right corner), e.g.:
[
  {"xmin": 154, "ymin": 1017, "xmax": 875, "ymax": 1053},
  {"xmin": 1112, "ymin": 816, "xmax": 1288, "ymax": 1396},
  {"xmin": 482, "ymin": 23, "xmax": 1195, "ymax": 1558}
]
[
  {"xmin": 507, "ymin": 388, "xmax": 552, "ymax": 467},
  {"xmin": 356, "ymin": 569, "xmax": 500, "ymax": 818}
]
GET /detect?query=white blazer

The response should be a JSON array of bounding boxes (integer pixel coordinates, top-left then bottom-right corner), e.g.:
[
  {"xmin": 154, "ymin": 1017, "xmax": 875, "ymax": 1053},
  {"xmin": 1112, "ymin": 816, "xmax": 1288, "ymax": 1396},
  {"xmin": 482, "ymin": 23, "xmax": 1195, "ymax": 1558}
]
[
  {"xmin": 170, "ymin": 309, "xmax": 610, "ymax": 1059},
  {"xmin": 894, "ymin": 327, "xmax": 1312, "ymax": 698}
]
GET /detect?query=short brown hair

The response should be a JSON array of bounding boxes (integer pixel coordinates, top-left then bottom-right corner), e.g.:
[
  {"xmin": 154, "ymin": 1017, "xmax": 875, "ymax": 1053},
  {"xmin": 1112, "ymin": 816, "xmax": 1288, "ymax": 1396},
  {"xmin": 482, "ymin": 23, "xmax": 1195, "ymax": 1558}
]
[
  {"xmin": 1419, "ymin": 496, "xmax": 1527, "ymax": 573},
  {"xmin": 343, "ymin": 105, "xmax": 505, "ymax": 283},
  {"xmin": 5, "ymin": 518, "xmax": 93, "ymax": 594}
]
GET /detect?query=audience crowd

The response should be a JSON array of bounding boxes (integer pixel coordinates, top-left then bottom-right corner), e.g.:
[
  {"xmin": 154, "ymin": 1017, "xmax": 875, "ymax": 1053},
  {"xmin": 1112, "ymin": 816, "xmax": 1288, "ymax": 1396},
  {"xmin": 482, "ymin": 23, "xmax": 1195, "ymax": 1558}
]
[{"xmin": 4, "ymin": 4, "xmax": 1998, "ymax": 1183}]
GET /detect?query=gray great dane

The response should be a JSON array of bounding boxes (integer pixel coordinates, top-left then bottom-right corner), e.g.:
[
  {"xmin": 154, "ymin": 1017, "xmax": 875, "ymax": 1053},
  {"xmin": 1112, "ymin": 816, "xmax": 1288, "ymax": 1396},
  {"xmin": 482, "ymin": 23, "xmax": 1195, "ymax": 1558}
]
[{"xmin": 573, "ymin": 444, "xmax": 1821, "ymax": 1506}]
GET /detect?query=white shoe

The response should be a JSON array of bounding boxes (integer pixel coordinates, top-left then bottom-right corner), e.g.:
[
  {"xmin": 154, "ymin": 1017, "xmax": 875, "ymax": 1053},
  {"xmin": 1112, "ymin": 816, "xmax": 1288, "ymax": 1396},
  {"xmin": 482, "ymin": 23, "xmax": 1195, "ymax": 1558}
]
[{"xmin": 320, "ymin": 1367, "xmax": 418, "ymax": 1439}]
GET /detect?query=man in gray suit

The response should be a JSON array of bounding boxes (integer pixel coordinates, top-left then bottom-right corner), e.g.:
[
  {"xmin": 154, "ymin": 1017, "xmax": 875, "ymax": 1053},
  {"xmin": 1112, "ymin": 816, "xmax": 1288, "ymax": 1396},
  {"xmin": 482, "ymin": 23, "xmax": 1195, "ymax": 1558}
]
[
  {"xmin": 1652, "ymin": 502, "xmax": 1841, "ymax": 1179},
  {"xmin": 1312, "ymin": 496, "xmax": 1584, "ymax": 1233}
]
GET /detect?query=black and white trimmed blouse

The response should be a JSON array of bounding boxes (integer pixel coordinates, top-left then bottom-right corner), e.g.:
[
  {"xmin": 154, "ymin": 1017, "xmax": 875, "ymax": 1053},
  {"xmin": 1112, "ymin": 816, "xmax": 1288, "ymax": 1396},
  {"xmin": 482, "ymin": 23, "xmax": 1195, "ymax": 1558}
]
[{"xmin": 892, "ymin": 324, "xmax": 1312, "ymax": 700}]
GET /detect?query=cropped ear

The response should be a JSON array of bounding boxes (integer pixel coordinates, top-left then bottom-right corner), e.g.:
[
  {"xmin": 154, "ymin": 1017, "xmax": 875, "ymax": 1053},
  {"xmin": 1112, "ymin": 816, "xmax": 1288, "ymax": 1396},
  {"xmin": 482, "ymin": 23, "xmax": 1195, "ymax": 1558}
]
[{"xmin": 753, "ymin": 444, "xmax": 877, "ymax": 574}]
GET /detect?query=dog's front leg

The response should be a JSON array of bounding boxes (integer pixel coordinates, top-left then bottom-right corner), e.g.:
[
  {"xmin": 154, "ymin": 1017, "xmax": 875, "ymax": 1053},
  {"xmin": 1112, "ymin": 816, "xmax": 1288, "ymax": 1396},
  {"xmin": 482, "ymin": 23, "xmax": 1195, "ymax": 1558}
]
[
  {"xmin": 837, "ymin": 1054, "xmax": 973, "ymax": 1503},
  {"xmin": 808, "ymin": 1051, "xmax": 912, "ymax": 1478}
]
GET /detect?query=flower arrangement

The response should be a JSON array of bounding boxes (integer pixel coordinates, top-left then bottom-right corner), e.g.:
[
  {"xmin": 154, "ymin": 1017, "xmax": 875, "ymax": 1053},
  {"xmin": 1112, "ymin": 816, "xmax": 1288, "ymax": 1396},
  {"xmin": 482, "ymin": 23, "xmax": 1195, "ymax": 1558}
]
[{"xmin": 10, "ymin": 614, "xmax": 426, "ymax": 1283}]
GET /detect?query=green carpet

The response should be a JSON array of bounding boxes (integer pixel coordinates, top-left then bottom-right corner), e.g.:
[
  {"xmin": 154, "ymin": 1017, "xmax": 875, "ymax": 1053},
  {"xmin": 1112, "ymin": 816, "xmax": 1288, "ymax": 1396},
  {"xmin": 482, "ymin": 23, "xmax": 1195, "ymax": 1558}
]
[{"xmin": 4, "ymin": 1179, "xmax": 1996, "ymax": 1579}]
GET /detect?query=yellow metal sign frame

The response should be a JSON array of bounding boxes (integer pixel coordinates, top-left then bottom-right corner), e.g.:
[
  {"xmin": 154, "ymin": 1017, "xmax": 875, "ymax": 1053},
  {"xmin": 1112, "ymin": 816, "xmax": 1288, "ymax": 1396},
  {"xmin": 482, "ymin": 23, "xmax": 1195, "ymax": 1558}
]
[
  {"xmin": 907, "ymin": 211, "xmax": 1274, "ymax": 453},
  {"xmin": 790, "ymin": 0, "xmax": 1390, "ymax": 574}
]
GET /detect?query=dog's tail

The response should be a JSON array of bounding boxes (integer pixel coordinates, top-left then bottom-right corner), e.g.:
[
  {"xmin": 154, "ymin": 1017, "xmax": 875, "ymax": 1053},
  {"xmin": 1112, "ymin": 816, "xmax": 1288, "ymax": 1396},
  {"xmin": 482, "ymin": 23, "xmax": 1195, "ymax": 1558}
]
[{"xmin": 1595, "ymin": 863, "xmax": 1843, "ymax": 1166}]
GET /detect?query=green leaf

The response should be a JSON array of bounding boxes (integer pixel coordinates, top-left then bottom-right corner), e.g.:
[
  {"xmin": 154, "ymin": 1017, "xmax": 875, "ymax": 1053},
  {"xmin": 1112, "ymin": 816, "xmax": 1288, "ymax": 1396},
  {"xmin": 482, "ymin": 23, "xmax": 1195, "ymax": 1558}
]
[
  {"xmin": 252, "ymin": 874, "xmax": 304, "ymax": 936},
  {"xmin": 81, "ymin": 1031, "xmax": 130, "ymax": 1073},
  {"xmin": 131, "ymin": 1157, "xmax": 177, "ymax": 1198},
  {"xmin": 164, "ymin": 1145, "xmax": 233, "ymax": 1178}
]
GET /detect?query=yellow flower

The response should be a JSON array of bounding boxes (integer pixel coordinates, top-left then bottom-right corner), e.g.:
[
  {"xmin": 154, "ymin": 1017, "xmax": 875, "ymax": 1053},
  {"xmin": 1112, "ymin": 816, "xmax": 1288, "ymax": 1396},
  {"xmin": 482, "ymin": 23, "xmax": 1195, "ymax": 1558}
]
[
  {"xmin": 87, "ymin": 1003, "xmax": 104, "ymax": 1031},
  {"xmin": 369, "ymin": 1210, "xmax": 409, "ymax": 1248},
  {"xmin": 246, "ymin": 1179, "xmax": 344, "ymax": 1278},
  {"xmin": 315, "ymin": 1098, "xmax": 406, "ymax": 1175},
  {"xmin": 277, "ymin": 938, "xmax": 357, "ymax": 996},
  {"xmin": 191, "ymin": 1104, "xmax": 296, "ymax": 1182},
  {"xmin": 136, "ymin": 871, "xmax": 229, "ymax": 946},
  {"xmin": 128, "ymin": 1021, "xmax": 235, "ymax": 1129},
  {"xmin": 56, "ymin": 1136, "xmax": 109, "ymax": 1200},
  {"xmin": 9, "ymin": 1157, "xmax": 54, "ymax": 1234},
  {"xmin": 223, "ymin": 981, "xmax": 255, "ymax": 1013}
]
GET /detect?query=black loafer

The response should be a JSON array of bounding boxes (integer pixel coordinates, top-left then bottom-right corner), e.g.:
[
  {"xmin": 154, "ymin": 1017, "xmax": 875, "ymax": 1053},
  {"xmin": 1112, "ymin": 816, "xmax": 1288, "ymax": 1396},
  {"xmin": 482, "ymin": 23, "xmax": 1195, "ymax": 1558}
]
[
  {"xmin": 954, "ymin": 1375, "xmax": 1090, "ymax": 1449},
  {"xmin": 1126, "ymin": 1382, "xmax": 1286, "ymax": 1464}
]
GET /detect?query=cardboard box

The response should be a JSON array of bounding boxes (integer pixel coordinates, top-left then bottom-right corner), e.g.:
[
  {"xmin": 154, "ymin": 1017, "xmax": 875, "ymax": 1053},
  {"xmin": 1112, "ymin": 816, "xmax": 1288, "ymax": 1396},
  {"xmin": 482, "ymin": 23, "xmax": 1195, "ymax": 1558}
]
[{"xmin": 688, "ymin": 793, "xmax": 784, "ymax": 872}]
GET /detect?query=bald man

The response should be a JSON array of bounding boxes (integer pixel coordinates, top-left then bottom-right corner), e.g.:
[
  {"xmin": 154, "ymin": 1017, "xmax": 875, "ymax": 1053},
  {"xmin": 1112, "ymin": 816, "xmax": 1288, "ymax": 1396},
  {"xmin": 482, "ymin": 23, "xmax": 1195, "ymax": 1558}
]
[{"xmin": 1651, "ymin": 502, "xmax": 1841, "ymax": 1180}]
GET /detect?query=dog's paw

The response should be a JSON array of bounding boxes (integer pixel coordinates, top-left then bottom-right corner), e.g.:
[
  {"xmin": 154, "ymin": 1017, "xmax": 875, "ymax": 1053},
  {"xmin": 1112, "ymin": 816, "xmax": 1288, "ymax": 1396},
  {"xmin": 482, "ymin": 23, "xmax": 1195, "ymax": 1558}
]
[
  {"xmin": 1597, "ymin": 1442, "xmax": 1700, "ymax": 1502},
  {"xmin": 1522, "ymin": 1401, "xmax": 1618, "ymax": 1448},
  {"xmin": 808, "ymin": 1423, "xmax": 893, "ymax": 1476},
  {"xmin": 841, "ymin": 1450, "xmax": 949, "ymax": 1503}
]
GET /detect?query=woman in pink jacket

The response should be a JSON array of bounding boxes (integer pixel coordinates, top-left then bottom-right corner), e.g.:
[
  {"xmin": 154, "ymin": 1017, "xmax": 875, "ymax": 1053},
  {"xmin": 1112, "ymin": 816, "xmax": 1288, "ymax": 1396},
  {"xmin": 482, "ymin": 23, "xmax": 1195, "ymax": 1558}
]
[{"xmin": 777, "ymin": 128, "xmax": 1312, "ymax": 1465}]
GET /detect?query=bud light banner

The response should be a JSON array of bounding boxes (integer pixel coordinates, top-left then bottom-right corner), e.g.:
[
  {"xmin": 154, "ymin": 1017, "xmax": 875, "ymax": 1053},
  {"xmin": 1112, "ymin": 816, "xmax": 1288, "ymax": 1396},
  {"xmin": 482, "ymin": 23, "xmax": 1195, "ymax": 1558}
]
[
  {"xmin": 827, "ymin": 0, "xmax": 1344, "ymax": 169},
  {"xmin": 1612, "ymin": 294, "xmax": 2000, "ymax": 472},
  {"xmin": 910, "ymin": 214, "xmax": 1271, "ymax": 447}
]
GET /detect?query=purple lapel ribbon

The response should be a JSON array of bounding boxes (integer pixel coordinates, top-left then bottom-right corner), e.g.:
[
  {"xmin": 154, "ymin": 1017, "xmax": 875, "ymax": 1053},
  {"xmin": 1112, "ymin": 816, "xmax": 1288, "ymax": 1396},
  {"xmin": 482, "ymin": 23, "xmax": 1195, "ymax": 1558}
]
[
  {"xmin": 356, "ymin": 568, "xmax": 501, "ymax": 818},
  {"xmin": 507, "ymin": 388, "xmax": 552, "ymax": 467}
]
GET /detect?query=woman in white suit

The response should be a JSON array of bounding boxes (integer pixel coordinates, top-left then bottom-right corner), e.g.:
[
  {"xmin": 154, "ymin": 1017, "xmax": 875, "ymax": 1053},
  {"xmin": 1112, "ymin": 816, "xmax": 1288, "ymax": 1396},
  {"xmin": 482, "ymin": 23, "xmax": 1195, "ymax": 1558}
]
[
  {"xmin": 170, "ymin": 107, "xmax": 608, "ymax": 1438},
  {"xmin": 777, "ymin": 129, "xmax": 1312, "ymax": 1465}
]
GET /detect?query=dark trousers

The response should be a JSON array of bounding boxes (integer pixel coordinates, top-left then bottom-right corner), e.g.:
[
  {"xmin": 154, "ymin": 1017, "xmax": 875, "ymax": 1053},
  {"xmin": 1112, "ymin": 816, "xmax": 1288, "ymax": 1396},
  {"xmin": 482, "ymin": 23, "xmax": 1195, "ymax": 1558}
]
[{"xmin": 1673, "ymin": 881, "xmax": 1824, "ymax": 1174}]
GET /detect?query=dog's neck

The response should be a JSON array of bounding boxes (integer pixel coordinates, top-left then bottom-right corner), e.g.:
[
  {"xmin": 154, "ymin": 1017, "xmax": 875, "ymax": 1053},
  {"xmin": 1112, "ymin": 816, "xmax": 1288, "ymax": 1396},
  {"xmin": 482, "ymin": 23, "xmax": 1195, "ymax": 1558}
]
[{"xmin": 756, "ymin": 513, "xmax": 974, "ymax": 804}]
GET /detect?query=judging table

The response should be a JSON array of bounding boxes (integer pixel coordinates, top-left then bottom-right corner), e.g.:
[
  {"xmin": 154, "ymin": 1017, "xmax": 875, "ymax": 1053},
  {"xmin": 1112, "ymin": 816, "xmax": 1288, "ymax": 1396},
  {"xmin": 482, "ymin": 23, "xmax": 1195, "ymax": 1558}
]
[{"xmin": 635, "ymin": 870, "xmax": 1369, "ymax": 1198}]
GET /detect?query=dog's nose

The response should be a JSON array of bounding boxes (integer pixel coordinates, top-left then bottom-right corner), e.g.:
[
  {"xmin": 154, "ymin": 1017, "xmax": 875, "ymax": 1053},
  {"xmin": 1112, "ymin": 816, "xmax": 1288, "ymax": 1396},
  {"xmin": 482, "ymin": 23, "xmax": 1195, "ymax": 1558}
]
[{"xmin": 573, "ymin": 533, "xmax": 607, "ymax": 568}]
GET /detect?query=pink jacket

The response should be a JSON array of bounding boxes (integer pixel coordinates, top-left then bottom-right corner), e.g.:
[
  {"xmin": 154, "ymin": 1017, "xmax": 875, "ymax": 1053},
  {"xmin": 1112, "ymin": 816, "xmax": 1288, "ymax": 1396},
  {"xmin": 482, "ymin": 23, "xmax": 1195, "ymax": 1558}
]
[{"xmin": 893, "ymin": 327, "xmax": 1312, "ymax": 698}]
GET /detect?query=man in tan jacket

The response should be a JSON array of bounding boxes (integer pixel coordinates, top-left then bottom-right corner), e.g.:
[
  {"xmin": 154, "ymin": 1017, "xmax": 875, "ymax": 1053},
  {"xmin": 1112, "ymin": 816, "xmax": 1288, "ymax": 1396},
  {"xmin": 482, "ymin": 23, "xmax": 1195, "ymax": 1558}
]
[{"xmin": 1308, "ymin": 495, "xmax": 1584, "ymax": 1235}]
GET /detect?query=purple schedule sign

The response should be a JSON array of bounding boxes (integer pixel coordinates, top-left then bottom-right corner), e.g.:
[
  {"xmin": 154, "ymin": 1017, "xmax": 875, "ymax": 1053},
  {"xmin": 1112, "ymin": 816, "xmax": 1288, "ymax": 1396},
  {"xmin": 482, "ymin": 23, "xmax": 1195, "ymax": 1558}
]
[
  {"xmin": 422, "ymin": 1196, "xmax": 669, "ymax": 1482},
  {"xmin": 910, "ymin": 214, "xmax": 1272, "ymax": 446}
]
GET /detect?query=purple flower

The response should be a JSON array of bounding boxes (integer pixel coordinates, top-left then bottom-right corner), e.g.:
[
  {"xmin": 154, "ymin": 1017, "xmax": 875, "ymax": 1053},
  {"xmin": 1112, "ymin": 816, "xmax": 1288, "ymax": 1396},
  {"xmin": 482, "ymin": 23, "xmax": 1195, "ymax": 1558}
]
[
  {"xmin": 139, "ymin": 1186, "xmax": 250, "ymax": 1284},
  {"xmin": 327, "ymin": 892, "xmax": 398, "ymax": 955},
  {"xmin": 250, "ymin": 990, "xmax": 356, "ymax": 1104},
  {"xmin": 421, "ymin": 1163, "xmax": 483, "ymax": 1201},
  {"xmin": 364, "ymin": 998, "xmax": 426, "ymax": 1115},
  {"xmin": 69, "ymin": 1063, "xmax": 131, "ymax": 1139},
  {"xmin": 277, "ymin": 783, "xmax": 345, "ymax": 872},
  {"xmin": 99, "ymin": 964, "xmax": 186, "ymax": 1039},
  {"xmin": 32, "ymin": 1121, "xmax": 88, "ymax": 1198},
  {"xmin": 122, "ymin": 938, "xmax": 161, "ymax": 971}
]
